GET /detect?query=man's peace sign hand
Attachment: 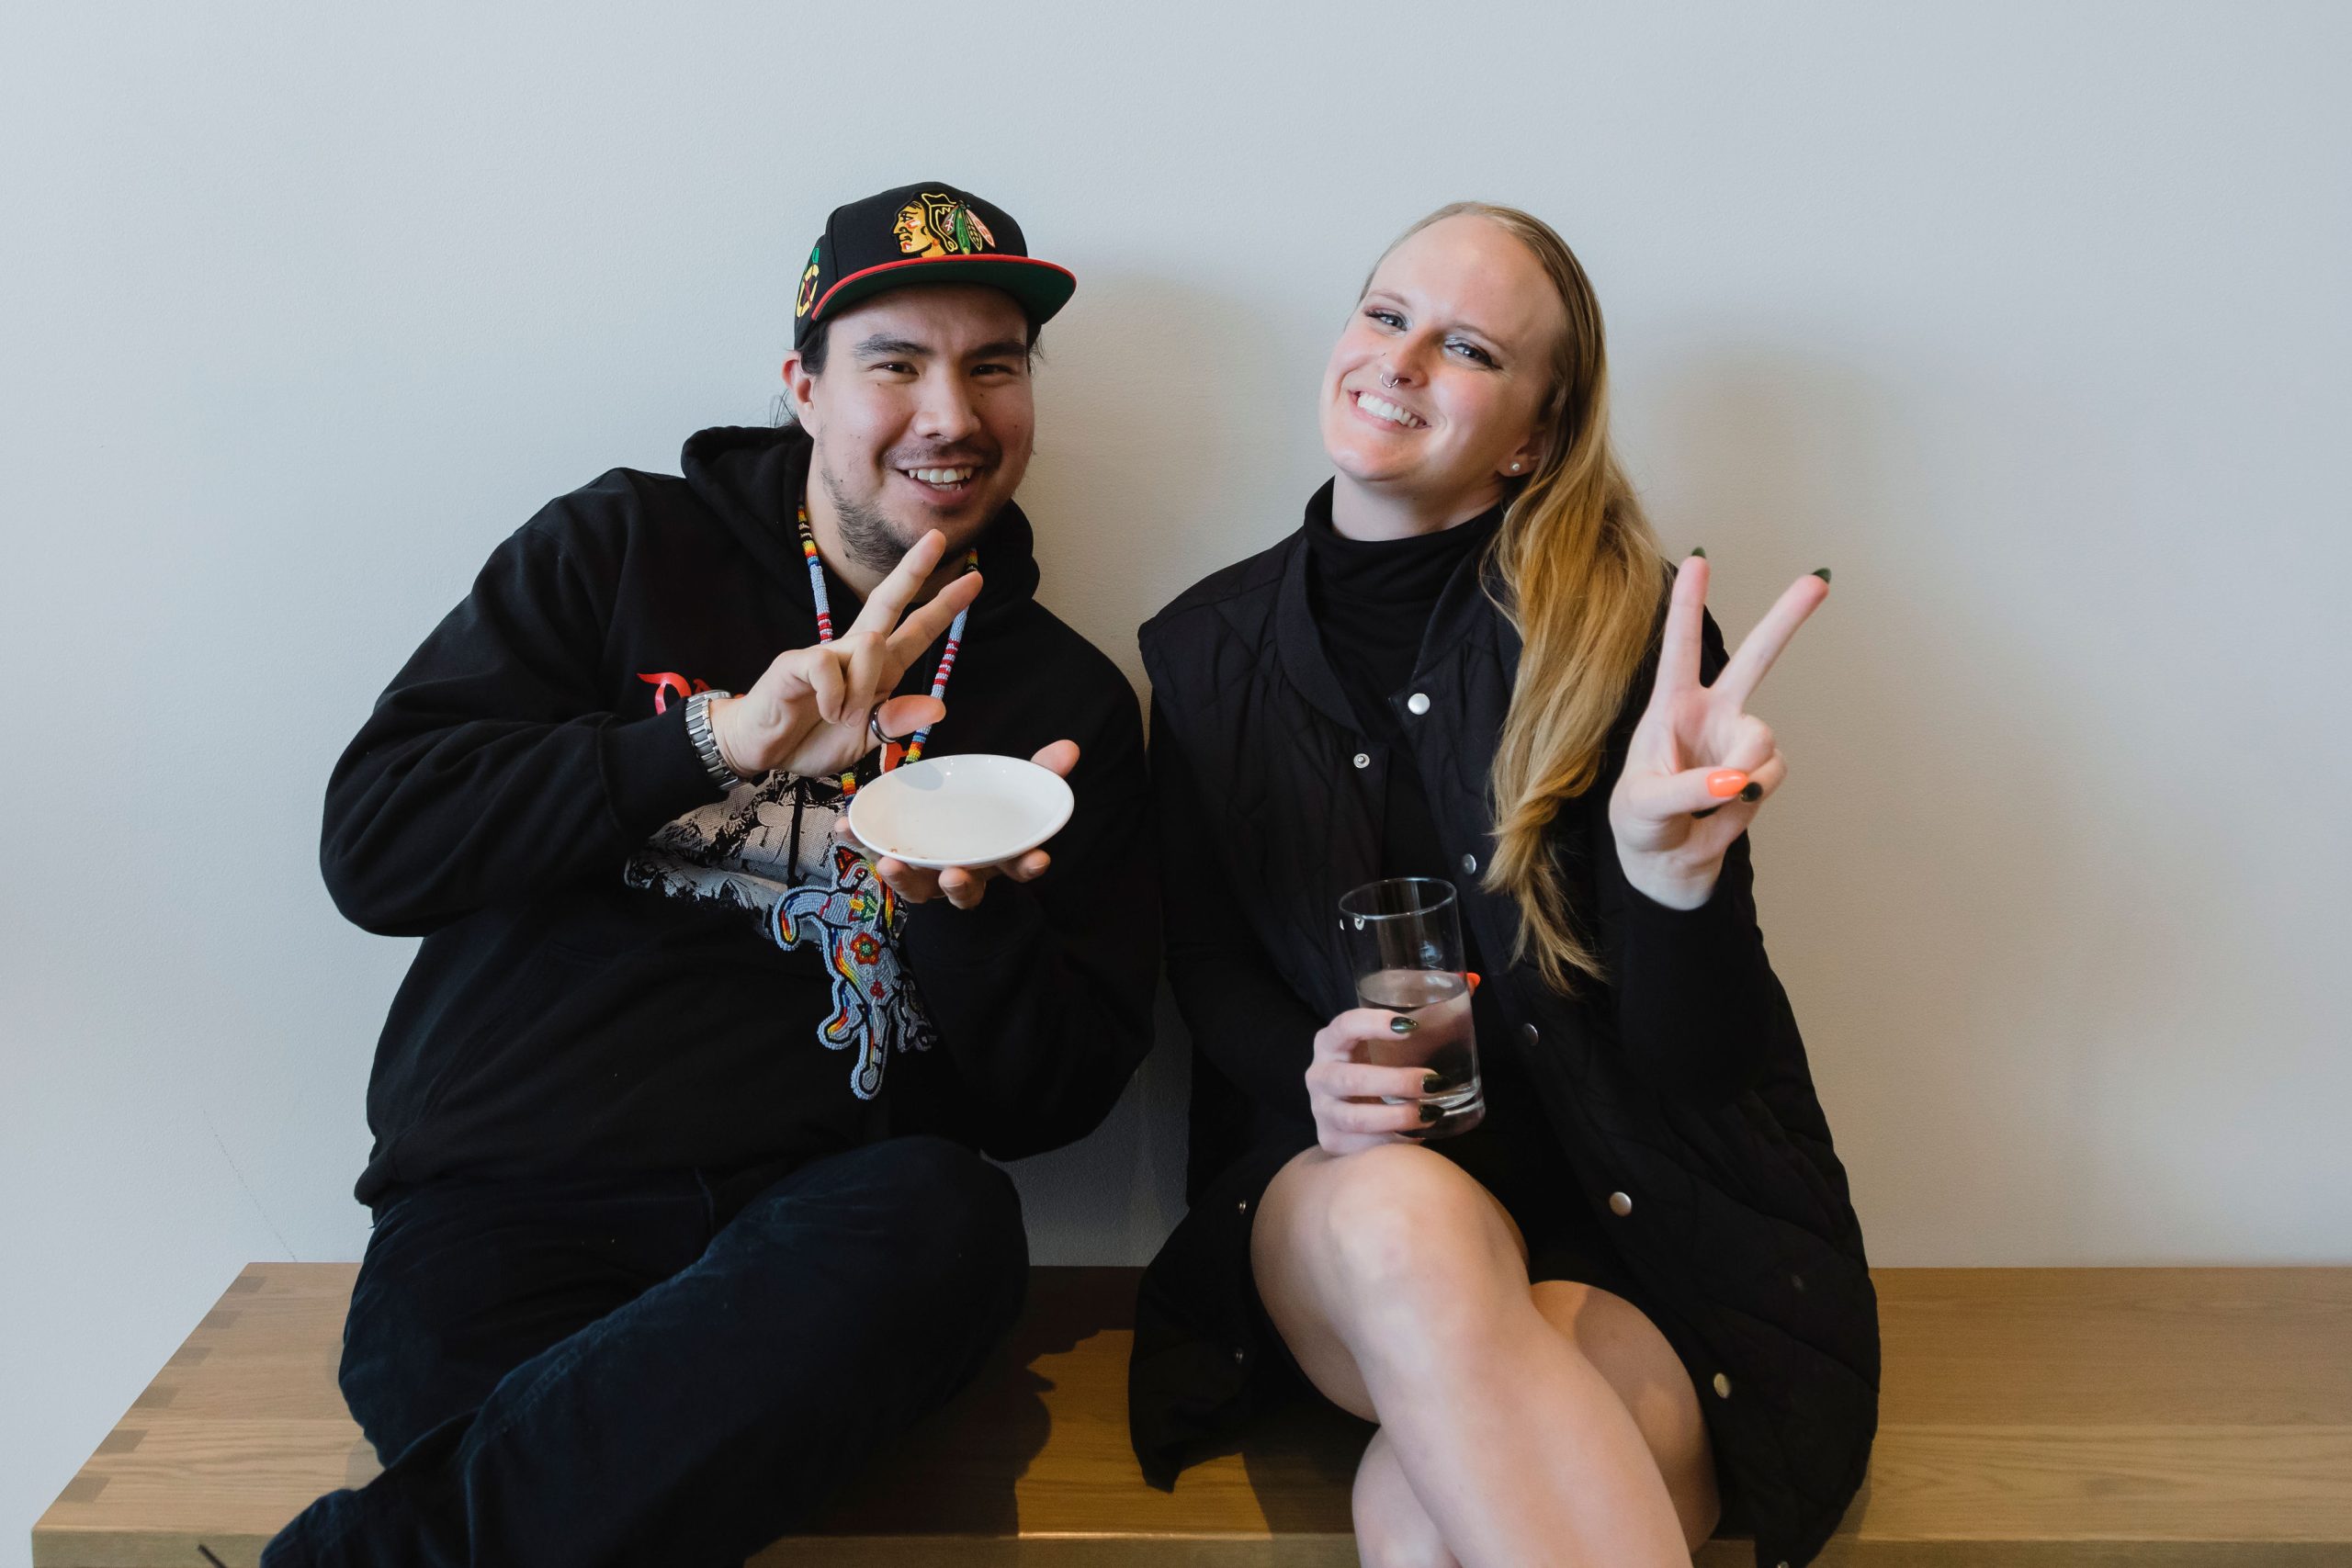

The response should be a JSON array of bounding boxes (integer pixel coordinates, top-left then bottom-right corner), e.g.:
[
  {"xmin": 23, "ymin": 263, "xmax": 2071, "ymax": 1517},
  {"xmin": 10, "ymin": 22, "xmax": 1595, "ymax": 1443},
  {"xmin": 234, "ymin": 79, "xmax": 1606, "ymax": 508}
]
[
  {"xmin": 1606, "ymin": 555, "xmax": 1829, "ymax": 908},
  {"xmin": 711, "ymin": 529, "xmax": 982, "ymax": 783}
]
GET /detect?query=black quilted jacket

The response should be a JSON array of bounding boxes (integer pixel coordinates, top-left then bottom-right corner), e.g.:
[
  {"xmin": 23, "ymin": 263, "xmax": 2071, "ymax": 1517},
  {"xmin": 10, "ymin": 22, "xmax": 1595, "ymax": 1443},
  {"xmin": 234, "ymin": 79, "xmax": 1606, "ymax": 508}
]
[{"xmin": 1126, "ymin": 523, "xmax": 1878, "ymax": 1568}]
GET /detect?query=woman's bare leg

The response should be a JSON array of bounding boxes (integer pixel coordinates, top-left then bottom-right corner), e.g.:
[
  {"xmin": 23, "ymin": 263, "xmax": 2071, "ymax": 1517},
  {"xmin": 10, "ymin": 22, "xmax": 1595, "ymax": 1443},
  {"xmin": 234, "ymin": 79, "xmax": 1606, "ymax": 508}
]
[
  {"xmin": 1253, "ymin": 1144, "xmax": 1691, "ymax": 1567},
  {"xmin": 1530, "ymin": 1281, "xmax": 1721, "ymax": 1548},
  {"xmin": 1352, "ymin": 1283, "xmax": 1724, "ymax": 1562},
  {"xmin": 1351, "ymin": 1427, "xmax": 1458, "ymax": 1568}
]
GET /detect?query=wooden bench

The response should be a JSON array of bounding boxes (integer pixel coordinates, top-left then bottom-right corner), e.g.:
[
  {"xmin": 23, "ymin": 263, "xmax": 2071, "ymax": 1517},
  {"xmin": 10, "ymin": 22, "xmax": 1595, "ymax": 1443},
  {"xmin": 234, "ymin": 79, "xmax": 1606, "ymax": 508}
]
[{"xmin": 32, "ymin": 1264, "xmax": 2352, "ymax": 1565}]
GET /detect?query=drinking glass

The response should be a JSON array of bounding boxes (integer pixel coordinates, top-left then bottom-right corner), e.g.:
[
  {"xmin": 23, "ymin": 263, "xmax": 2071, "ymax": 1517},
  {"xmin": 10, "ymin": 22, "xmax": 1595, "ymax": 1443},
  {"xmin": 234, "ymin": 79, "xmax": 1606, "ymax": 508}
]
[{"xmin": 1339, "ymin": 876, "xmax": 1485, "ymax": 1137}]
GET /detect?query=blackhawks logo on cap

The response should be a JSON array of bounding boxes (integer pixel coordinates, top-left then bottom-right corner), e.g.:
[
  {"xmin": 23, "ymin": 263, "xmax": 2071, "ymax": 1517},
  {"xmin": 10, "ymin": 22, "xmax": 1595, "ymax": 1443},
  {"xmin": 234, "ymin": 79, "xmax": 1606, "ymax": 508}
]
[
  {"xmin": 793, "ymin": 183, "xmax": 1069, "ymax": 349},
  {"xmin": 795, "ymin": 243, "xmax": 822, "ymax": 319},
  {"xmin": 892, "ymin": 192, "xmax": 998, "ymax": 259}
]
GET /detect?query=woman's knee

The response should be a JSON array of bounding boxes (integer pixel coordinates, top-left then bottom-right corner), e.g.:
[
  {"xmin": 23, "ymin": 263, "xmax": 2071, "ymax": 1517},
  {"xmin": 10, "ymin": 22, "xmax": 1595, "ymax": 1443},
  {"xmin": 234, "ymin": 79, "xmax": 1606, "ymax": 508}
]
[{"xmin": 1313, "ymin": 1145, "xmax": 1520, "ymax": 1314}]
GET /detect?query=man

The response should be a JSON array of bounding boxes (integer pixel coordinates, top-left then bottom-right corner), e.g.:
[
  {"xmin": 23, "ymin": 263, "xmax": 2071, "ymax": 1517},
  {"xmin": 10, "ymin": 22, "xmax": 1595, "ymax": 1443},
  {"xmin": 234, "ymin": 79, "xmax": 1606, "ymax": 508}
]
[{"xmin": 267, "ymin": 183, "xmax": 1157, "ymax": 1568}]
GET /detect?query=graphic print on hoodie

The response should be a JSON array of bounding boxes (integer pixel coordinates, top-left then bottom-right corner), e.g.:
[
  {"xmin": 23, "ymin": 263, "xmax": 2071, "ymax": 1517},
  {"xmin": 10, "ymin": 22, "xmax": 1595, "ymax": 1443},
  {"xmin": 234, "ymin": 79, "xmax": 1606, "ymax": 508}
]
[{"xmin": 625, "ymin": 769, "xmax": 936, "ymax": 1100}]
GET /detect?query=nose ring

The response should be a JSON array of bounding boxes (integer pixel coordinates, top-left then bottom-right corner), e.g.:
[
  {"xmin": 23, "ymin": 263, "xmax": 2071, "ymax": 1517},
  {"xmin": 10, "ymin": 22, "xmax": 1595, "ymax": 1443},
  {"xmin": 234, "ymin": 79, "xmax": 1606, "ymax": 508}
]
[{"xmin": 1378, "ymin": 369, "xmax": 1400, "ymax": 389}]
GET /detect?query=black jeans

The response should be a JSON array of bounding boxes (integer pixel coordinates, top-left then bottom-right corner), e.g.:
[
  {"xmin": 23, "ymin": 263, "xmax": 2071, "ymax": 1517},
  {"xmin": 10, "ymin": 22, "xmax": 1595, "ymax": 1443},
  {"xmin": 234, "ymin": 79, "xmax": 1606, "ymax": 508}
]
[{"xmin": 262, "ymin": 1135, "xmax": 1028, "ymax": 1568}]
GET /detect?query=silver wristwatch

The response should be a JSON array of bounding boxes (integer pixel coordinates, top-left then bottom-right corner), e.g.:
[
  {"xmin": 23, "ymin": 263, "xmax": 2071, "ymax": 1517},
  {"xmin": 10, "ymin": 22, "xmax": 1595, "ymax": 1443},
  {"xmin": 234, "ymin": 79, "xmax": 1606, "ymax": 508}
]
[{"xmin": 684, "ymin": 689, "xmax": 753, "ymax": 790}]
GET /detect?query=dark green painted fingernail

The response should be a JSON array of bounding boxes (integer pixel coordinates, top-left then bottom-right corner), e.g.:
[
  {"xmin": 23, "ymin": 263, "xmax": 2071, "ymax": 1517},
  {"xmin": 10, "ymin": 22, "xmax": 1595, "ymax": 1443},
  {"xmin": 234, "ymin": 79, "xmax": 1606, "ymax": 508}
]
[
  {"xmin": 1419, "ymin": 1101, "xmax": 1443, "ymax": 1123},
  {"xmin": 1389, "ymin": 1014, "xmax": 1418, "ymax": 1034},
  {"xmin": 1423, "ymin": 1071, "xmax": 1443, "ymax": 1093},
  {"xmin": 1740, "ymin": 781, "xmax": 1763, "ymax": 803},
  {"xmin": 1812, "ymin": 567, "xmax": 1831, "ymax": 582},
  {"xmin": 1690, "ymin": 547, "xmax": 1707, "ymax": 559}
]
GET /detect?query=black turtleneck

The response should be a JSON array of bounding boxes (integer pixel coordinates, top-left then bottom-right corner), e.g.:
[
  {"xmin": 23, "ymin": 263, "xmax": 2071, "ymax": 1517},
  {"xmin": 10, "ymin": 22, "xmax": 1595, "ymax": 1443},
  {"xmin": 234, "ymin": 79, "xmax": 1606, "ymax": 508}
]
[{"xmin": 1302, "ymin": 482, "xmax": 1504, "ymax": 881}]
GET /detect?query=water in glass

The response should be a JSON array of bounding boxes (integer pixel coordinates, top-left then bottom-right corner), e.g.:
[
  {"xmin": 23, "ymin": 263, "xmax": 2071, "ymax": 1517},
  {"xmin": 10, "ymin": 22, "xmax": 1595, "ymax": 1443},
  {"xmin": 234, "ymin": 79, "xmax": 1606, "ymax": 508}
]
[{"xmin": 1356, "ymin": 966, "xmax": 1485, "ymax": 1135}]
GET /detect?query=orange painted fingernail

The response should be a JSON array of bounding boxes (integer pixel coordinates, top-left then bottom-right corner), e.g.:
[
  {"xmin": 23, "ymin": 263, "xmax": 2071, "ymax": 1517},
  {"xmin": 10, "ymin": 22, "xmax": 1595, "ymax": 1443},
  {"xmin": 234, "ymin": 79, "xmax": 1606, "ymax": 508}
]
[
  {"xmin": 1465, "ymin": 972, "xmax": 1482, "ymax": 994},
  {"xmin": 1707, "ymin": 770, "xmax": 1749, "ymax": 798}
]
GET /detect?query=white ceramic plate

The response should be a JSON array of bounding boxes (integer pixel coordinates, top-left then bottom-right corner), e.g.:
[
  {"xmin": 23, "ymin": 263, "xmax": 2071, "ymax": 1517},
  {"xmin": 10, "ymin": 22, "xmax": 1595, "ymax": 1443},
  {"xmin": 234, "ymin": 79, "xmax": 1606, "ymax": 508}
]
[{"xmin": 846, "ymin": 753, "xmax": 1075, "ymax": 870}]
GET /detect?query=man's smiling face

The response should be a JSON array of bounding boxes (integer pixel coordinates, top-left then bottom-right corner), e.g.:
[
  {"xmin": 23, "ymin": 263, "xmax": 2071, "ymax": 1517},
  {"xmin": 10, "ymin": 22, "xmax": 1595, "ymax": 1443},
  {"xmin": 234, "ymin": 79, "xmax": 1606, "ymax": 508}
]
[{"xmin": 785, "ymin": 285, "xmax": 1035, "ymax": 577}]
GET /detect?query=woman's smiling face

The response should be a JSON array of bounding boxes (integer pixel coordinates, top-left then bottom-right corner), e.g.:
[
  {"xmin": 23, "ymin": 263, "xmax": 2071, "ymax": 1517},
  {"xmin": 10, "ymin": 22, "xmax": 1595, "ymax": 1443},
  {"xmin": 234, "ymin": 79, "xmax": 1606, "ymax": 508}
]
[{"xmin": 1319, "ymin": 213, "xmax": 1565, "ymax": 522}]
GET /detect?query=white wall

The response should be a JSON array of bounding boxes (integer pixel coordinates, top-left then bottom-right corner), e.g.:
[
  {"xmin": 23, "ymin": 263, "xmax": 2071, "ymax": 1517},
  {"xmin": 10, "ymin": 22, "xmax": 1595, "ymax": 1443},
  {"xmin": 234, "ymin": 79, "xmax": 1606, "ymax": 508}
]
[{"xmin": 6, "ymin": 1, "xmax": 2347, "ymax": 1559}]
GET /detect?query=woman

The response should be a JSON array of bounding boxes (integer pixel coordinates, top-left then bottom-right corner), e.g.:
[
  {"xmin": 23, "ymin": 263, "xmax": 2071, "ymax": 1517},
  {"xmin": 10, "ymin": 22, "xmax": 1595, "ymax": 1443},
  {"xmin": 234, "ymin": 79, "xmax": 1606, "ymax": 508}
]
[{"xmin": 1128, "ymin": 204, "xmax": 1877, "ymax": 1568}]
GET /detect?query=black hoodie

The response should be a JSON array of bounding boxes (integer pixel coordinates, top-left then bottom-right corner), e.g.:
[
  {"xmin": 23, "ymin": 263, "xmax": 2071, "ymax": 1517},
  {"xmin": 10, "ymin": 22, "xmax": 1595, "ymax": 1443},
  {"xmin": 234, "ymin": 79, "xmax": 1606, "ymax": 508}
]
[{"xmin": 322, "ymin": 425, "xmax": 1157, "ymax": 1204}]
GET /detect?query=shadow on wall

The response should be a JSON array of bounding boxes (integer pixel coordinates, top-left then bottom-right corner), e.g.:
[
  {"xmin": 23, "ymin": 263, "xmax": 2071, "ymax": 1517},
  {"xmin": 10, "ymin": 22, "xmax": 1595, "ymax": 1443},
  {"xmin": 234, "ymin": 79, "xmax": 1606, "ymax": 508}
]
[
  {"xmin": 1002, "ymin": 992, "xmax": 1193, "ymax": 1268},
  {"xmin": 1000, "ymin": 272, "xmax": 1321, "ymax": 1266},
  {"xmin": 1637, "ymin": 339, "xmax": 2202, "ymax": 1262}
]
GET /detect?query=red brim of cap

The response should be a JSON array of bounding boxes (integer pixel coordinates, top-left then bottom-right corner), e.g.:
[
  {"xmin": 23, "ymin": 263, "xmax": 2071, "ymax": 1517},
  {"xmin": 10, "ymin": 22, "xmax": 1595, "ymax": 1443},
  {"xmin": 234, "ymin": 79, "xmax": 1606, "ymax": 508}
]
[{"xmin": 807, "ymin": 254, "xmax": 1077, "ymax": 333}]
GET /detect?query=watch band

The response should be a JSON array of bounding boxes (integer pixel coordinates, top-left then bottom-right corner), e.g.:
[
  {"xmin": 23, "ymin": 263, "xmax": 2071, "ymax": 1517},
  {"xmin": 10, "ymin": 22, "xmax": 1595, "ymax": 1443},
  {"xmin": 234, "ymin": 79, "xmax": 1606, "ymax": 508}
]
[{"xmin": 684, "ymin": 689, "xmax": 753, "ymax": 790}]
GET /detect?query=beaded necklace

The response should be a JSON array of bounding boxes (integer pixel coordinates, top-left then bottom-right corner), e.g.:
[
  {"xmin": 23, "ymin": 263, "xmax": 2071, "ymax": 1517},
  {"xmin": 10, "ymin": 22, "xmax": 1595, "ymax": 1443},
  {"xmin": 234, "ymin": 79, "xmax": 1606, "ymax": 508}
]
[
  {"xmin": 796, "ymin": 503, "xmax": 977, "ymax": 794},
  {"xmin": 750, "ymin": 504, "xmax": 977, "ymax": 1099}
]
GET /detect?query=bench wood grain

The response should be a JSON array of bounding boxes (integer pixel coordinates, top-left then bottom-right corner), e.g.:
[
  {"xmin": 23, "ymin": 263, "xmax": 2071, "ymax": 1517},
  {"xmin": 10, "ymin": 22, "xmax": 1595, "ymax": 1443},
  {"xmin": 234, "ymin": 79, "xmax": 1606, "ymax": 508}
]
[{"xmin": 33, "ymin": 1265, "xmax": 2352, "ymax": 1566}]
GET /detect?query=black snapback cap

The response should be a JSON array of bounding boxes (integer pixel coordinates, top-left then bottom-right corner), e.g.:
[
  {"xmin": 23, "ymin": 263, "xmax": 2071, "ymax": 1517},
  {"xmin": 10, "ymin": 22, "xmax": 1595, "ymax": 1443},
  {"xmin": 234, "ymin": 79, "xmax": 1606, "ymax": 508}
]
[{"xmin": 792, "ymin": 183, "xmax": 1076, "ymax": 349}]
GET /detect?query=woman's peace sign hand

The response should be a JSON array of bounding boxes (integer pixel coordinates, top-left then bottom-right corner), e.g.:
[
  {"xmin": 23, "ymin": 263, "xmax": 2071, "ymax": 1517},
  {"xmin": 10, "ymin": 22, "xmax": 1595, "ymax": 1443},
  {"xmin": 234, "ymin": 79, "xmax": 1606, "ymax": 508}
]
[
  {"xmin": 1606, "ymin": 555, "xmax": 1829, "ymax": 908},
  {"xmin": 710, "ymin": 529, "xmax": 982, "ymax": 783}
]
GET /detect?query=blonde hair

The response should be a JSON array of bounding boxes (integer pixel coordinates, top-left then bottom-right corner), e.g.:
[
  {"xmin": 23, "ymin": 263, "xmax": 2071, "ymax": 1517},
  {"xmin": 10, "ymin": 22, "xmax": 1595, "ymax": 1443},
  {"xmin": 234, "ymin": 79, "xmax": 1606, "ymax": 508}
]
[{"xmin": 1371, "ymin": 202, "xmax": 1668, "ymax": 990}]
